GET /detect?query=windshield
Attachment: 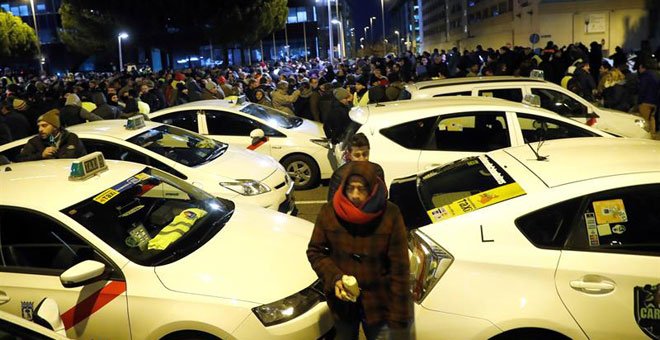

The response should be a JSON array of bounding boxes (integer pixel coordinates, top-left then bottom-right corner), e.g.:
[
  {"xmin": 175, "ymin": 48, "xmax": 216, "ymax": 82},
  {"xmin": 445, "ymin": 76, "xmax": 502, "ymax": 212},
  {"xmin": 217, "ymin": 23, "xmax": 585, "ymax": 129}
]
[
  {"xmin": 128, "ymin": 125, "xmax": 227, "ymax": 167},
  {"xmin": 418, "ymin": 155, "xmax": 525, "ymax": 222},
  {"xmin": 62, "ymin": 168, "xmax": 234, "ymax": 266},
  {"xmin": 240, "ymin": 103, "xmax": 302, "ymax": 129}
]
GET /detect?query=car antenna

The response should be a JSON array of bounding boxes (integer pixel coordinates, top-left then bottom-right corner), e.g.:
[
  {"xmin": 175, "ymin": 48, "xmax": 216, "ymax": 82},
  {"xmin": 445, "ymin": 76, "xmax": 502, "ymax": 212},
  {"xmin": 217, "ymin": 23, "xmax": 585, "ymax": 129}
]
[{"xmin": 527, "ymin": 137, "xmax": 548, "ymax": 161}]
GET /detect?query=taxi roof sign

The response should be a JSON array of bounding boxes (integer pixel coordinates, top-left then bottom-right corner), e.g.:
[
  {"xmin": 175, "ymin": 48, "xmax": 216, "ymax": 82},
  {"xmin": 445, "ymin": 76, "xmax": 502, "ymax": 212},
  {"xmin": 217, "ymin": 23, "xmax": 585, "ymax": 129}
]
[
  {"xmin": 522, "ymin": 94, "xmax": 541, "ymax": 107},
  {"xmin": 530, "ymin": 69, "xmax": 544, "ymax": 80},
  {"xmin": 125, "ymin": 115, "xmax": 146, "ymax": 130},
  {"xmin": 69, "ymin": 151, "xmax": 108, "ymax": 181}
]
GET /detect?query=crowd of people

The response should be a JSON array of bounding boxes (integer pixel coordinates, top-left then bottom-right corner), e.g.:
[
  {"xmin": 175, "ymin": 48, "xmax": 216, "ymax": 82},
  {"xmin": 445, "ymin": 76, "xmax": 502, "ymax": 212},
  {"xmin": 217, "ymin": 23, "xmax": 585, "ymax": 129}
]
[{"xmin": 1, "ymin": 40, "xmax": 659, "ymax": 148}]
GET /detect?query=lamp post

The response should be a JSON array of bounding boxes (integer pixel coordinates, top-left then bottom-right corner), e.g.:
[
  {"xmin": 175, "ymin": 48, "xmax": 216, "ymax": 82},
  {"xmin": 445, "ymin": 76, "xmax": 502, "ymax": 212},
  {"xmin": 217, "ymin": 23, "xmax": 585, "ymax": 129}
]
[
  {"xmin": 363, "ymin": 26, "xmax": 369, "ymax": 44},
  {"xmin": 331, "ymin": 19, "xmax": 345, "ymax": 60},
  {"xmin": 369, "ymin": 17, "xmax": 376, "ymax": 42},
  {"xmin": 28, "ymin": 0, "xmax": 43, "ymax": 73},
  {"xmin": 394, "ymin": 30, "xmax": 400, "ymax": 55},
  {"xmin": 117, "ymin": 32, "xmax": 128, "ymax": 72},
  {"xmin": 380, "ymin": 0, "xmax": 386, "ymax": 43}
]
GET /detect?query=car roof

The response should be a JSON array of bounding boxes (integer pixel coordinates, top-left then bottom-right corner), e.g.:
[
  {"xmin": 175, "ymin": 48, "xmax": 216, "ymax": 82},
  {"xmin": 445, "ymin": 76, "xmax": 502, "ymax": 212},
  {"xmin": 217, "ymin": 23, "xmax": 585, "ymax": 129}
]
[
  {"xmin": 0, "ymin": 159, "xmax": 146, "ymax": 210},
  {"xmin": 151, "ymin": 99, "xmax": 245, "ymax": 117},
  {"xmin": 67, "ymin": 119, "xmax": 164, "ymax": 141},
  {"xmin": 353, "ymin": 96, "xmax": 579, "ymax": 126},
  {"xmin": 500, "ymin": 138, "xmax": 660, "ymax": 188},
  {"xmin": 408, "ymin": 76, "xmax": 545, "ymax": 91}
]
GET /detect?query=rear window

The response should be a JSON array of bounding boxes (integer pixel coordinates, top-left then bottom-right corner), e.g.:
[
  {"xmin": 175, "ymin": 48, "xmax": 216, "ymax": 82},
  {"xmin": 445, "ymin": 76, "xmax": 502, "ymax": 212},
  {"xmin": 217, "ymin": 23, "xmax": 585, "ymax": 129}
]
[{"xmin": 419, "ymin": 155, "xmax": 525, "ymax": 222}]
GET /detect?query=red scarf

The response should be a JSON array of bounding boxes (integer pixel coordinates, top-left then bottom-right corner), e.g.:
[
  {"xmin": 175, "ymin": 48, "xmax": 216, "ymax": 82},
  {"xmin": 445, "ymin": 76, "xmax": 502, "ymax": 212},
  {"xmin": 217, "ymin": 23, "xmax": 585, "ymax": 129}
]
[{"xmin": 332, "ymin": 181, "xmax": 387, "ymax": 224}]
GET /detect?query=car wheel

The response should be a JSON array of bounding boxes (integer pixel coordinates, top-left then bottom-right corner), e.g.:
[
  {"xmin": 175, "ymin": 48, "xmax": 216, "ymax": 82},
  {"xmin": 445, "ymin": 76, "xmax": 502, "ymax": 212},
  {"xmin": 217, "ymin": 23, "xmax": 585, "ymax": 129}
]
[{"xmin": 282, "ymin": 154, "xmax": 320, "ymax": 190}]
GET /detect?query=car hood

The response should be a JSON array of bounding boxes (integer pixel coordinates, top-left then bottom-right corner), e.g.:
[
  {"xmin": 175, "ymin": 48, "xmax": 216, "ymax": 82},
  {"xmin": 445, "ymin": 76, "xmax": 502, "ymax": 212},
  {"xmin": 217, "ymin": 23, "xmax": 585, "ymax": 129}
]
[
  {"xmin": 154, "ymin": 204, "xmax": 318, "ymax": 304},
  {"xmin": 592, "ymin": 107, "xmax": 651, "ymax": 138},
  {"xmin": 292, "ymin": 118, "xmax": 325, "ymax": 138},
  {"xmin": 201, "ymin": 145, "xmax": 278, "ymax": 181}
]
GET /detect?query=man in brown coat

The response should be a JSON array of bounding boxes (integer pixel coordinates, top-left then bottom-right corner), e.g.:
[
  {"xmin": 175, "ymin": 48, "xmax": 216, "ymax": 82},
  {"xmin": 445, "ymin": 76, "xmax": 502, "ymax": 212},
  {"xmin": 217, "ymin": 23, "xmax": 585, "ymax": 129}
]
[{"xmin": 307, "ymin": 161, "xmax": 413, "ymax": 340}]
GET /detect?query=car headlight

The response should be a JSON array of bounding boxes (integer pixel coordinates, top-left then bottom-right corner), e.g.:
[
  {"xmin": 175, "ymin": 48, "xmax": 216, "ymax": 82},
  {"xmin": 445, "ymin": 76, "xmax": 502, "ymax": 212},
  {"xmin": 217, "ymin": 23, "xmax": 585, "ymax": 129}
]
[
  {"xmin": 634, "ymin": 118, "xmax": 648, "ymax": 130},
  {"xmin": 310, "ymin": 138, "xmax": 331, "ymax": 149},
  {"xmin": 220, "ymin": 179, "xmax": 271, "ymax": 196},
  {"xmin": 252, "ymin": 281, "xmax": 325, "ymax": 326},
  {"xmin": 408, "ymin": 230, "xmax": 453, "ymax": 303}
]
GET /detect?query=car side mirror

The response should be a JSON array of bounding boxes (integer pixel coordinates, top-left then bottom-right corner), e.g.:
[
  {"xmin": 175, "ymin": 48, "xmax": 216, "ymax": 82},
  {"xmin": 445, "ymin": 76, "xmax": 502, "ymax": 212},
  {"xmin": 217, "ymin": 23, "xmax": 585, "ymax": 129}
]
[
  {"xmin": 33, "ymin": 298, "xmax": 66, "ymax": 336},
  {"xmin": 60, "ymin": 260, "xmax": 107, "ymax": 288},
  {"xmin": 250, "ymin": 129, "xmax": 265, "ymax": 144}
]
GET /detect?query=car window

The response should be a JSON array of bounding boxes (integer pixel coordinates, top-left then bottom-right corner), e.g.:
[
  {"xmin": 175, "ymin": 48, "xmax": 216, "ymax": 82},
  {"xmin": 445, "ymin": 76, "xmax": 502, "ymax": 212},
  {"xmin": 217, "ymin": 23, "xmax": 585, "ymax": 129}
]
[
  {"xmin": 430, "ymin": 112, "xmax": 510, "ymax": 152},
  {"xmin": 206, "ymin": 110, "xmax": 257, "ymax": 136},
  {"xmin": 566, "ymin": 185, "xmax": 660, "ymax": 256},
  {"xmin": 516, "ymin": 198, "xmax": 583, "ymax": 249},
  {"xmin": 239, "ymin": 103, "xmax": 302, "ymax": 129},
  {"xmin": 516, "ymin": 113, "xmax": 601, "ymax": 143},
  {"xmin": 432, "ymin": 91, "xmax": 471, "ymax": 97},
  {"xmin": 380, "ymin": 116, "xmax": 437, "ymax": 149},
  {"xmin": 83, "ymin": 140, "xmax": 188, "ymax": 180},
  {"xmin": 153, "ymin": 110, "xmax": 198, "ymax": 132},
  {"xmin": 531, "ymin": 88, "xmax": 587, "ymax": 117},
  {"xmin": 478, "ymin": 88, "xmax": 523, "ymax": 102},
  {"xmin": 128, "ymin": 125, "xmax": 227, "ymax": 167},
  {"xmin": 0, "ymin": 208, "xmax": 113, "ymax": 276},
  {"xmin": 63, "ymin": 168, "xmax": 234, "ymax": 266},
  {"xmin": 0, "ymin": 144, "xmax": 23, "ymax": 163},
  {"xmin": 418, "ymin": 155, "xmax": 524, "ymax": 222},
  {"xmin": 0, "ymin": 318, "xmax": 55, "ymax": 340}
]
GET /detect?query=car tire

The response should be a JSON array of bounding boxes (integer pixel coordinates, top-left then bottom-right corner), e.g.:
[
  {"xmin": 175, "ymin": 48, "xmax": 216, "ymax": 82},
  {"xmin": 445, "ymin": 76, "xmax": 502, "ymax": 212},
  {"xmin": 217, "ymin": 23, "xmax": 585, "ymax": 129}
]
[{"xmin": 282, "ymin": 154, "xmax": 320, "ymax": 190}]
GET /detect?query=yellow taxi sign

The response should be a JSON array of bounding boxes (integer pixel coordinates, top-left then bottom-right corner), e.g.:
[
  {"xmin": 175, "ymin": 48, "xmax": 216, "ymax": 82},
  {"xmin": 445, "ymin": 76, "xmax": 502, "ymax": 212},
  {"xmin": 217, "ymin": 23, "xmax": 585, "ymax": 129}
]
[
  {"xmin": 125, "ymin": 115, "xmax": 146, "ymax": 130},
  {"xmin": 69, "ymin": 151, "xmax": 108, "ymax": 181},
  {"xmin": 427, "ymin": 182, "xmax": 526, "ymax": 222}
]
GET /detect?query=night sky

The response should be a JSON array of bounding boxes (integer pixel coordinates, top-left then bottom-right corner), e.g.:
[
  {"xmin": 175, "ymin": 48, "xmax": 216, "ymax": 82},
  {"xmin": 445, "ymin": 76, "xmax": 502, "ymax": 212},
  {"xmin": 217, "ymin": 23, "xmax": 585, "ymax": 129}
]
[{"xmin": 347, "ymin": 0, "xmax": 388, "ymax": 40}]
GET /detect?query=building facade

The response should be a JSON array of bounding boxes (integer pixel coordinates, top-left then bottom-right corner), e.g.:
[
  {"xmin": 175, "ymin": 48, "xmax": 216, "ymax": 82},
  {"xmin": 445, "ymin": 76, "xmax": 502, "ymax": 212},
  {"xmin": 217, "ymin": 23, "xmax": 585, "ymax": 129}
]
[
  {"xmin": 389, "ymin": 0, "xmax": 424, "ymax": 54},
  {"xmin": 418, "ymin": 0, "xmax": 659, "ymax": 54}
]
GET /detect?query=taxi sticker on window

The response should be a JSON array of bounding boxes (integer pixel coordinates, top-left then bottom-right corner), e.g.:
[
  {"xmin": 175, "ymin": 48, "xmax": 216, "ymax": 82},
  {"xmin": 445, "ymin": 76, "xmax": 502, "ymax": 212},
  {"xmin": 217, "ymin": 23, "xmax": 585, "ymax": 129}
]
[
  {"xmin": 93, "ymin": 188, "xmax": 120, "ymax": 204},
  {"xmin": 612, "ymin": 224, "xmax": 627, "ymax": 234},
  {"xmin": 584, "ymin": 212, "xmax": 600, "ymax": 246},
  {"xmin": 634, "ymin": 283, "xmax": 660, "ymax": 339},
  {"xmin": 427, "ymin": 182, "xmax": 525, "ymax": 222},
  {"xmin": 134, "ymin": 172, "xmax": 151, "ymax": 181},
  {"xmin": 597, "ymin": 223, "xmax": 612, "ymax": 236},
  {"xmin": 593, "ymin": 199, "xmax": 628, "ymax": 224},
  {"xmin": 481, "ymin": 92, "xmax": 493, "ymax": 97}
]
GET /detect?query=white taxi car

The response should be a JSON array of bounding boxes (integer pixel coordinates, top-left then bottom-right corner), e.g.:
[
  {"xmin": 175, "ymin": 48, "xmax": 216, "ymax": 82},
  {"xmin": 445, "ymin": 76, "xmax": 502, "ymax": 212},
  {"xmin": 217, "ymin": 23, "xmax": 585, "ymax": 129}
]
[
  {"xmin": 405, "ymin": 76, "xmax": 650, "ymax": 139},
  {"xmin": 149, "ymin": 99, "xmax": 334, "ymax": 190},
  {"xmin": 337, "ymin": 96, "xmax": 612, "ymax": 184},
  {"xmin": 0, "ymin": 153, "xmax": 333, "ymax": 339},
  {"xmin": 388, "ymin": 138, "xmax": 660, "ymax": 339},
  {"xmin": 0, "ymin": 118, "xmax": 296, "ymax": 214}
]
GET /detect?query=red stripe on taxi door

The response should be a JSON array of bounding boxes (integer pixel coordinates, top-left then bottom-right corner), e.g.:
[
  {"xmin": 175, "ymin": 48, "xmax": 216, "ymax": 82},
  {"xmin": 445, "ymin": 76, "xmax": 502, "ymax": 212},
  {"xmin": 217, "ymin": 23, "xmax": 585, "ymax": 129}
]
[
  {"xmin": 60, "ymin": 281, "xmax": 127, "ymax": 330},
  {"xmin": 247, "ymin": 137, "xmax": 269, "ymax": 151}
]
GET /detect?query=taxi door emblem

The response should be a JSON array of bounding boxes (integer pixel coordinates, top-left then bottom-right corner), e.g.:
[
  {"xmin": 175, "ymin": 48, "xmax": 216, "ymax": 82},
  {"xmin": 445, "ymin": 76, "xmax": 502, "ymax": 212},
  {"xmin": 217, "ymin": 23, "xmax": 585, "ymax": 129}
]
[
  {"xmin": 634, "ymin": 283, "xmax": 660, "ymax": 339},
  {"xmin": 21, "ymin": 301, "xmax": 34, "ymax": 321}
]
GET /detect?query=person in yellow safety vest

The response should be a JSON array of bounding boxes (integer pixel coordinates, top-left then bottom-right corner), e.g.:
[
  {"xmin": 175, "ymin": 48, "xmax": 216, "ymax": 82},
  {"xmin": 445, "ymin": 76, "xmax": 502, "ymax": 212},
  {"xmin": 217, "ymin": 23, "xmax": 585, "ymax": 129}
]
[
  {"xmin": 561, "ymin": 66, "xmax": 577, "ymax": 89},
  {"xmin": 352, "ymin": 77, "xmax": 370, "ymax": 107}
]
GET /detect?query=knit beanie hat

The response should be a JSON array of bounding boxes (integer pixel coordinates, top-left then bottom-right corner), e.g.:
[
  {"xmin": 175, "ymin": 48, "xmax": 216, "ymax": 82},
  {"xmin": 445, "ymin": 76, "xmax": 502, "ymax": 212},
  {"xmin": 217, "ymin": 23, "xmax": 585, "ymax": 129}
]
[
  {"xmin": 334, "ymin": 87, "xmax": 351, "ymax": 101},
  {"xmin": 38, "ymin": 109, "xmax": 61, "ymax": 129},
  {"xmin": 65, "ymin": 93, "xmax": 82, "ymax": 107},
  {"xmin": 12, "ymin": 98, "xmax": 27, "ymax": 111}
]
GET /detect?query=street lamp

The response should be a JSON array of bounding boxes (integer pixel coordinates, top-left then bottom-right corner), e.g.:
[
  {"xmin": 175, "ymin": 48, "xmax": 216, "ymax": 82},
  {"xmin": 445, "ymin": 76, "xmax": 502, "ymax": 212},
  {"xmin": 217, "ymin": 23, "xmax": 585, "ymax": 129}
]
[
  {"xmin": 331, "ymin": 19, "xmax": 345, "ymax": 60},
  {"xmin": 117, "ymin": 32, "xmax": 129, "ymax": 72},
  {"xmin": 369, "ymin": 17, "xmax": 376, "ymax": 42},
  {"xmin": 363, "ymin": 26, "xmax": 369, "ymax": 42},
  {"xmin": 394, "ymin": 30, "xmax": 400, "ymax": 55},
  {"xmin": 27, "ymin": 0, "xmax": 43, "ymax": 73}
]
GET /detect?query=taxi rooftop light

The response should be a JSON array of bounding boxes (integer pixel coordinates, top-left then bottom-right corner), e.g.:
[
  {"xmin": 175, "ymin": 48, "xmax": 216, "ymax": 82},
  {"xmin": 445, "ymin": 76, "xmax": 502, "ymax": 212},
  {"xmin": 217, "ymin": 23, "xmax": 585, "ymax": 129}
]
[
  {"xmin": 125, "ymin": 115, "xmax": 146, "ymax": 130},
  {"xmin": 522, "ymin": 94, "xmax": 541, "ymax": 107},
  {"xmin": 530, "ymin": 69, "xmax": 544, "ymax": 80},
  {"xmin": 70, "ymin": 152, "xmax": 108, "ymax": 180}
]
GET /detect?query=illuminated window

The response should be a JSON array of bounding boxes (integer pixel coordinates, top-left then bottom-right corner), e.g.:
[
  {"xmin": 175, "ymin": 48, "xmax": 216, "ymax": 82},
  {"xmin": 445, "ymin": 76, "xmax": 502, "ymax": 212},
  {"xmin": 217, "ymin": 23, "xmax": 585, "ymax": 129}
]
[
  {"xmin": 297, "ymin": 8, "xmax": 307, "ymax": 22},
  {"xmin": 37, "ymin": 3, "xmax": 46, "ymax": 12},
  {"xmin": 19, "ymin": 5, "xmax": 28, "ymax": 16},
  {"xmin": 0, "ymin": 4, "xmax": 10, "ymax": 12}
]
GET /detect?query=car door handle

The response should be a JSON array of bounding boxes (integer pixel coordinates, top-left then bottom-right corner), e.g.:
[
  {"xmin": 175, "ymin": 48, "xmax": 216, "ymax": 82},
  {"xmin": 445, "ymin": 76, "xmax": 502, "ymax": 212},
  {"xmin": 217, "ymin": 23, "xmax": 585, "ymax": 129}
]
[
  {"xmin": 272, "ymin": 146, "xmax": 281, "ymax": 149},
  {"xmin": 0, "ymin": 293, "xmax": 10, "ymax": 304},
  {"xmin": 569, "ymin": 280, "xmax": 615, "ymax": 293}
]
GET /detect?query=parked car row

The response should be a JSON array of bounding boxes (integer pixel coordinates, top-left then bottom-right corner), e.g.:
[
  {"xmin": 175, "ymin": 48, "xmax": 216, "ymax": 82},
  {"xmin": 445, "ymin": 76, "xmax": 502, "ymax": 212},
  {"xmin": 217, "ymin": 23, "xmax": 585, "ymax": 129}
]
[{"xmin": 1, "ymin": 75, "xmax": 657, "ymax": 339}]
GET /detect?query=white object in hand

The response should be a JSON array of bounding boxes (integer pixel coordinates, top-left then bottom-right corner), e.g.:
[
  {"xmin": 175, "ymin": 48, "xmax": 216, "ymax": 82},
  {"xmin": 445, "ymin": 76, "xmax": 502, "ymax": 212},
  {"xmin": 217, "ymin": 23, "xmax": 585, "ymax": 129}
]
[{"xmin": 342, "ymin": 275, "xmax": 360, "ymax": 302}]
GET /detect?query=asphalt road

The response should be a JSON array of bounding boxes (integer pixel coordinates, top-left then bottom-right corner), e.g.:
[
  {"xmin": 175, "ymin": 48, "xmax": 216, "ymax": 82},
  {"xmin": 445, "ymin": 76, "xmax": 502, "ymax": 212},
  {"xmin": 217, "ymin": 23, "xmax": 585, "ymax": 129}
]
[{"xmin": 295, "ymin": 183, "xmax": 329, "ymax": 224}]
